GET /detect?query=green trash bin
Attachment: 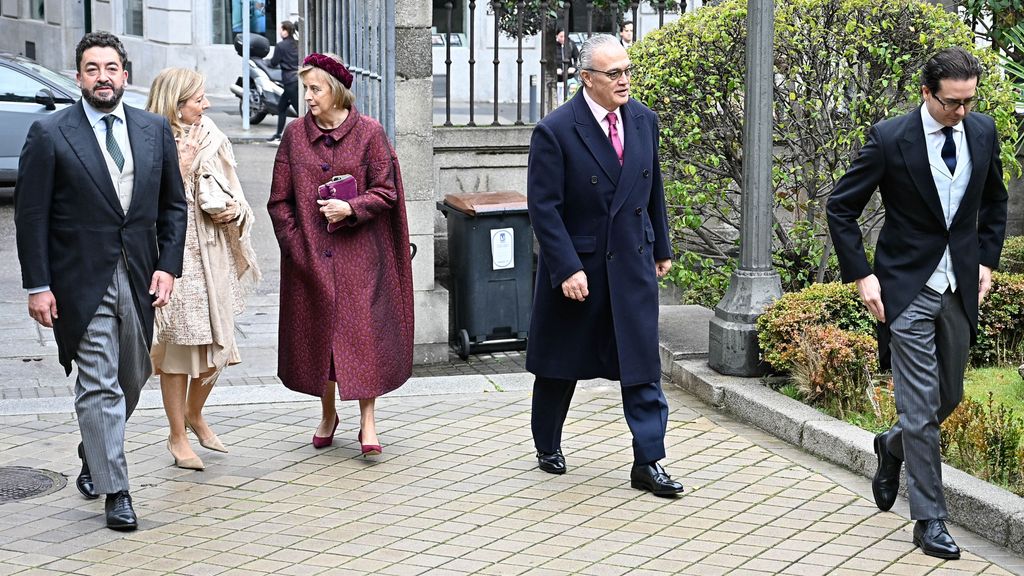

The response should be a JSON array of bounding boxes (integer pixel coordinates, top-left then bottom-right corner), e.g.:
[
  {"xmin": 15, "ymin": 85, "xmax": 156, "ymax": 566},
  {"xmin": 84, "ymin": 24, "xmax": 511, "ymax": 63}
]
[{"xmin": 438, "ymin": 192, "xmax": 533, "ymax": 360}]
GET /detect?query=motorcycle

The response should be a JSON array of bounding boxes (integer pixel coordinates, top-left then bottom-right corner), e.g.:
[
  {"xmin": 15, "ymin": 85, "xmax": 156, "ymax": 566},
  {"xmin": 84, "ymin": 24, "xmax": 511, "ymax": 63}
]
[{"xmin": 229, "ymin": 34, "xmax": 297, "ymax": 125}]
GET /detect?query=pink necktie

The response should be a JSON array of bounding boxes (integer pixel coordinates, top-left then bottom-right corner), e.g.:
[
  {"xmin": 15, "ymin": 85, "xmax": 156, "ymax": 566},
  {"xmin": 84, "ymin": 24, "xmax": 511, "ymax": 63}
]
[{"xmin": 606, "ymin": 112, "xmax": 623, "ymax": 165}]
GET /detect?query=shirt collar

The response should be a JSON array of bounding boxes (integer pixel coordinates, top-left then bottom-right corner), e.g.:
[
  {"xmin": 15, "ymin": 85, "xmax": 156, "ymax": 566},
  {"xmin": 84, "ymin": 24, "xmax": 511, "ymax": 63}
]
[
  {"xmin": 82, "ymin": 98, "xmax": 126, "ymax": 129},
  {"xmin": 920, "ymin": 104, "xmax": 963, "ymax": 135},
  {"xmin": 582, "ymin": 87, "xmax": 620, "ymax": 126}
]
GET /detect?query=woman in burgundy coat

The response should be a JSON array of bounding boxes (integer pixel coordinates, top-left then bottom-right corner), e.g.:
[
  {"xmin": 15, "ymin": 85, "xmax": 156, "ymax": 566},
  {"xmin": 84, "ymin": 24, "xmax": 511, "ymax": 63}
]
[{"xmin": 268, "ymin": 53, "xmax": 414, "ymax": 455}]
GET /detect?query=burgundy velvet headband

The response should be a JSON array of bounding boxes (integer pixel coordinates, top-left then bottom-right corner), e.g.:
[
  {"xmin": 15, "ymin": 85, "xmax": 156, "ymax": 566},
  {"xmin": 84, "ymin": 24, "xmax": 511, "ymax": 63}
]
[{"xmin": 303, "ymin": 53, "xmax": 354, "ymax": 89}]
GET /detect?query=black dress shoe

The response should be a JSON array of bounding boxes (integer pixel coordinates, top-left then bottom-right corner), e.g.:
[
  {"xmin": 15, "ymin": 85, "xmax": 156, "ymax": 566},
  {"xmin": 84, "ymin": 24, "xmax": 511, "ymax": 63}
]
[
  {"xmin": 914, "ymin": 519, "xmax": 960, "ymax": 560},
  {"xmin": 105, "ymin": 491, "xmax": 138, "ymax": 531},
  {"xmin": 536, "ymin": 450, "xmax": 566, "ymax": 475},
  {"xmin": 630, "ymin": 462, "xmax": 685, "ymax": 497},
  {"xmin": 76, "ymin": 442, "xmax": 98, "ymax": 500},
  {"xmin": 872, "ymin": 432, "xmax": 902, "ymax": 511}
]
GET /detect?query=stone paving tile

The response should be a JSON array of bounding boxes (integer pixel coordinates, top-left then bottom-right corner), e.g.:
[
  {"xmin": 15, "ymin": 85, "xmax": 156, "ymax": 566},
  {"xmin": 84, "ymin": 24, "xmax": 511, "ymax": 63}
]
[{"xmin": 1, "ymin": 387, "xmax": 1023, "ymax": 575}]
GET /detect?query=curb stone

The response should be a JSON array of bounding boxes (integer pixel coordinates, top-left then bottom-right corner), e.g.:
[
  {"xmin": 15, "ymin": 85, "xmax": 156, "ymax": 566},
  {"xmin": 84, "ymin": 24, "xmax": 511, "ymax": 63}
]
[{"xmin": 664, "ymin": 353, "xmax": 1024, "ymax": 557}]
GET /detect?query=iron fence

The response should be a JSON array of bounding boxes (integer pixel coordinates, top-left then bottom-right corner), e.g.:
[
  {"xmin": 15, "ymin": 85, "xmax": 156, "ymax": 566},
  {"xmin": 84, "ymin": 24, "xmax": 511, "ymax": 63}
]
[
  {"xmin": 439, "ymin": 1, "xmax": 682, "ymax": 127},
  {"xmin": 303, "ymin": 0, "xmax": 397, "ymax": 142}
]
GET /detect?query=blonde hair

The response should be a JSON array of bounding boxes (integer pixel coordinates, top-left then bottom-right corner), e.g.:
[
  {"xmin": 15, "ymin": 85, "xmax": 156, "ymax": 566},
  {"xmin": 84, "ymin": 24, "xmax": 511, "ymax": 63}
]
[
  {"xmin": 298, "ymin": 53, "xmax": 356, "ymax": 111},
  {"xmin": 146, "ymin": 67, "xmax": 205, "ymax": 139}
]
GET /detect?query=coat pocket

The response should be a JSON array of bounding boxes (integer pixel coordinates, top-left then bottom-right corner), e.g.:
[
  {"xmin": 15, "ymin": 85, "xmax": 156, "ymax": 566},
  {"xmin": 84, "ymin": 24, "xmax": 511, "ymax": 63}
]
[{"xmin": 571, "ymin": 235, "xmax": 597, "ymax": 253}]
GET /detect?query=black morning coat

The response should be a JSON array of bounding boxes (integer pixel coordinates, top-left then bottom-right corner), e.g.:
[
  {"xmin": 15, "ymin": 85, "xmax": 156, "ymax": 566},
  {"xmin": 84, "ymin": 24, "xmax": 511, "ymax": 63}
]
[
  {"xmin": 14, "ymin": 100, "xmax": 187, "ymax": 374},
  {"xmin": 827, "ymin": 106, "xmax": 1008, "ymax": 367},
  {"xmin": 525, "ymin": 90, "xmax": 672, "ymax": 386}
]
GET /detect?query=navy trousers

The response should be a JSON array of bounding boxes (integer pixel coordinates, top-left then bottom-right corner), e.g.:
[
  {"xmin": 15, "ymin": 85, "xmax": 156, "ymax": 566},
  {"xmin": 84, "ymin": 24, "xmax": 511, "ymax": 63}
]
[{"xmin": 531, "ymin": 375, "xmax": 669, "ymax": 464}]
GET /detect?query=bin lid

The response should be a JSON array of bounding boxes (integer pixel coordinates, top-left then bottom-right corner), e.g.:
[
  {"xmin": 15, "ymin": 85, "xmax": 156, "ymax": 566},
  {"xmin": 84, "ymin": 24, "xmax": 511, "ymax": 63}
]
[{"xmin": 443, "ymin": 192, "xmax": 528, "ymax": 216}]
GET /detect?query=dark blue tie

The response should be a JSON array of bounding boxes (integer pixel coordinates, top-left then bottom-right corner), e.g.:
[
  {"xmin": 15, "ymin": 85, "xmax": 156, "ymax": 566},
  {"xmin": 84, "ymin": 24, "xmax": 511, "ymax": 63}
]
[{"xmin": 941, "ymin": 126, "xmax": 957, "ymax": 175}]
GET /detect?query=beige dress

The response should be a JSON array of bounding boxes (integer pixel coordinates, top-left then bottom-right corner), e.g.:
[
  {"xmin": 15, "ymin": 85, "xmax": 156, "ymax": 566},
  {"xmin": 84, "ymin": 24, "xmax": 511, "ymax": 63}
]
[{"xmin": 152, "ymin": 117, "xmax": 260, "ymax": 380}]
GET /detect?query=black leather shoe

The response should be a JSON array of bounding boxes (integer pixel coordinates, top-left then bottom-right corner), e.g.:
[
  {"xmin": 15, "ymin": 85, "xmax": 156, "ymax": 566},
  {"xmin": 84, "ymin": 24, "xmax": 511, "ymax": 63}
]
[
  {"xmin": 872, "ymin": 432, "xmax": 902, "ymax": 511},
  {"xmin": 105, "ymin": 491, "xmax": 138, "ymax": 531},
  {"xmin": 630, "ymin": 462, "xmax": 685, "ymax": 497},
  {"xmin": 914, "ymin": 519, "xmax": 960, "ymax": 560},
  {"xmin": 536, "ymin": 450, "xmax": 566, "ymax": 475},
  {"xmin": 76, "ymin": 442, "xmax": 98, "ymax": 500}
]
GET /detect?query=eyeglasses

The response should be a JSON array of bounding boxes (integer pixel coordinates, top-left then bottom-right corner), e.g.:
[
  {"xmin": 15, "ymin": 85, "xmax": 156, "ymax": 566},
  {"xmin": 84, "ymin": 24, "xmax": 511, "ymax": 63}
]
[
  {"xmin": 583, "ymin": 65, "xmax": 634, "ymax": 81},
  {"xmin": 932, "ymin": 94, "xmax": 978, "ymax": 111}
]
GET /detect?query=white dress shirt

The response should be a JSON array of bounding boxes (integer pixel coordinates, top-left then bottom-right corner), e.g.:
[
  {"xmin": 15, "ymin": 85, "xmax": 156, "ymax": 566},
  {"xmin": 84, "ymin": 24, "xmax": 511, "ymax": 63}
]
[{"xmin": 583, "ymin": 87, "xmax": 625, "ymax": 152}]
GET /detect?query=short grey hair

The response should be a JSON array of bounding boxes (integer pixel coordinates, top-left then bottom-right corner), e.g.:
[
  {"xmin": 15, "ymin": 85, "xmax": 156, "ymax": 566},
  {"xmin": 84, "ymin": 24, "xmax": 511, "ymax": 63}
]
[{"xmin": 579, "ymin": 34, "xmax": 621, "ymax": 72}]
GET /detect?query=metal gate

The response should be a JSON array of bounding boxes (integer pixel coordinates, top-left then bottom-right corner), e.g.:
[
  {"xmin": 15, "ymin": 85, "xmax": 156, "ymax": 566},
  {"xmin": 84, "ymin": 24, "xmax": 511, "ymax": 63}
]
[{"xmin": 301, "ymin": 0, "xmax": 397, "ymax": 142}]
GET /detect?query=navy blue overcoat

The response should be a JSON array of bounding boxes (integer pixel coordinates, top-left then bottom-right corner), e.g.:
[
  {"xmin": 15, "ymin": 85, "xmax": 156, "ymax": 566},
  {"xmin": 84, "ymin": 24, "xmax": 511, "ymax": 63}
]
[{"xmin": 525, "ymin": 91, "xmax": 671, "ymax": 386}]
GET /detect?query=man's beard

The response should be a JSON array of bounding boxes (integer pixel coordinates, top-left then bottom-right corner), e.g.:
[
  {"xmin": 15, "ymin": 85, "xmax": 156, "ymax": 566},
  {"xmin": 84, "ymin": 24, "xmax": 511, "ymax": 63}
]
[{"xmin": 81, "ymin": 82, "xmax": 124, "ymax": 111}]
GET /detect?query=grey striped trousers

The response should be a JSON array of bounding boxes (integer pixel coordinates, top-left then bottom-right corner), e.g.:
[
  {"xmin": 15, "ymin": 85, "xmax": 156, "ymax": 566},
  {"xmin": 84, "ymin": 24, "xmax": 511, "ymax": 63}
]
[{"xmin": 75, "ymin": 259, "xmax": 152, "ymax": 494}]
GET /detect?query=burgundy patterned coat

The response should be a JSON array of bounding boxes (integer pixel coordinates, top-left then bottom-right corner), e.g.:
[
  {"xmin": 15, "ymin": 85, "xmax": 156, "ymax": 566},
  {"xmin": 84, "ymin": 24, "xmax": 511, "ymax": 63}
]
[{"xmin": 268, "ymin": 109, "xmax": 414, "ymax": 399}]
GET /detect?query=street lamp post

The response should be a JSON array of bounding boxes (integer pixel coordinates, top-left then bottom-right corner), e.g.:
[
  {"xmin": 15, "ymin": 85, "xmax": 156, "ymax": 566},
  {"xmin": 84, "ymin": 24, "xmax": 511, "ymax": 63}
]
[{"xmin": 707, "ymin": 0, "xmax": 782, "ymax": 376}]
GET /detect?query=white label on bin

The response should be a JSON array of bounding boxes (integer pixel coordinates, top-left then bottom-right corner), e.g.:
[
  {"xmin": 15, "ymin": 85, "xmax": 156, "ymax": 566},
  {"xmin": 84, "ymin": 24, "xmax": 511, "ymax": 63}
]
[{"xmin": 491, "ymin": 228, "xmax": 514, "ymax": 270}]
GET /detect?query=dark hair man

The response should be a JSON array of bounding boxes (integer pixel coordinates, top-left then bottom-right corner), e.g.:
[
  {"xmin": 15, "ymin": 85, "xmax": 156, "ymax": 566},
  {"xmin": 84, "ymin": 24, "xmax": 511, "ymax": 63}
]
[
  {"xmin": 619, "ymin": 20, "xmax": 634, "ymax": 48},
  {"xmin": 14, "ymin": 31, "xmax": 187, "ymax": 531},
  {"xmin": 827, "ymin": 46, "xmax": 1007, "ymax": 559},
  {"xmin": 267, "ymin": 20, "xmax": 298, "ymax": 143}
]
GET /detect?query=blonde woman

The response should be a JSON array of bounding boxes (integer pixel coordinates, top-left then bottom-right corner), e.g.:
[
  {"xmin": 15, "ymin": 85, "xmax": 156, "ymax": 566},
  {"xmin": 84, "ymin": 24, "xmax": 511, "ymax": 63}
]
[{"xmin": 146, "ymin": 68, "xmax": 260, "ymax": 470}]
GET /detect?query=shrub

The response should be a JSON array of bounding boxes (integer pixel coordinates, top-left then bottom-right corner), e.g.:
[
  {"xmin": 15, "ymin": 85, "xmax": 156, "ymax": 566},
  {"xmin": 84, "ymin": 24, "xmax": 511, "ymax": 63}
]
[
  {"xmin": 757, "ymin": 282, "xmax": 875, "ymax": 373},
  {"xmin": 941, "ymin": 393, "xmax": 1024, "ymax": 494},
  {"xmin": 1001, "ymin": 236, "xmax": 1024, "ymax": 274},
  {"xmin": 974, "ymin": 272, "xmax": 1024, "ymax": 367},
  {"xmin": 790, "ymin": 325, "xmax": 879, "ymax": 418},
  {"xmin": 629, "ymin": 0, "xmax": 1020, "ymax": 302}
]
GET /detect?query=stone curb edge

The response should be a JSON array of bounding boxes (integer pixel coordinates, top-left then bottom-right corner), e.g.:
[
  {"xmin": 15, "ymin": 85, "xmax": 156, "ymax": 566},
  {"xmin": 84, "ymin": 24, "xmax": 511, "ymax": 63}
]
[{"xmin": 664, "ymin": 355, "xmax": 1024, "ymax": 557}]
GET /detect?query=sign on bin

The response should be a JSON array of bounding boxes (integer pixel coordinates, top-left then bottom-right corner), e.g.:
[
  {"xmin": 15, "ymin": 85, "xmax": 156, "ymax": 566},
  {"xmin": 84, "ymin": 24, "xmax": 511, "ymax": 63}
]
[{"xmin": 490, "ymin": 228, "xmax": 514, "ymax": 270}]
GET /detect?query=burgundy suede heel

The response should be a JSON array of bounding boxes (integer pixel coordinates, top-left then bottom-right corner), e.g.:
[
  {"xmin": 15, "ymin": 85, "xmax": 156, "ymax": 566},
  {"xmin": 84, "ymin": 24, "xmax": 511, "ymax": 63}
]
[{"xmin": 313, "ymin": 415, "xmax": 340, "ymax": 449}]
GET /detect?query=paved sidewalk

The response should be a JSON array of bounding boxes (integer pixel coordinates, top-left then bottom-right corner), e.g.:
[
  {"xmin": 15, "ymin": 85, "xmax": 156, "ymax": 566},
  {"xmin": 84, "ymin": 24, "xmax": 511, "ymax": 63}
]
[{"xmin": 1, "ymin": 379, "xmax": 1022, "ymax": 576}]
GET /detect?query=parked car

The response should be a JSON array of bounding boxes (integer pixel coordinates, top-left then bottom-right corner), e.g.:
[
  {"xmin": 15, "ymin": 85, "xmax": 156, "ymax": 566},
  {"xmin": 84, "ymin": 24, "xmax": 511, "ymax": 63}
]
[{"xmin": 0, "ymin": 53, "xmax": 146, "ymax": 184}]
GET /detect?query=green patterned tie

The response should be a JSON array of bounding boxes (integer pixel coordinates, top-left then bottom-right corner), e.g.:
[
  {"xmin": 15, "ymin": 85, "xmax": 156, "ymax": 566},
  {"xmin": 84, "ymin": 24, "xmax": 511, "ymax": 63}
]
[{"xmin": 102, "ymin": 115, "xmax": 124, "ymax": 172}]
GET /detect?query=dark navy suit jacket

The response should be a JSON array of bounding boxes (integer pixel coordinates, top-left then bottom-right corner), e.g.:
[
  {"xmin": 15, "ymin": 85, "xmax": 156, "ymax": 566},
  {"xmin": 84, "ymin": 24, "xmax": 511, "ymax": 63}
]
[{"xmin": 525, "ymin": 90, "xmax": 671, "ymax": 386}]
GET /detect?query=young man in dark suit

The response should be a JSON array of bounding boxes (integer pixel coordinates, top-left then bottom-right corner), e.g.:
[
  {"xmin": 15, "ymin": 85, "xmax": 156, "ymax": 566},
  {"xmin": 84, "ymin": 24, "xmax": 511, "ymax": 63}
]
[
  {"xmin": 827, "ymin": 47, "xmax": 1008, "ymax": 559},
  {"xmin": 14, "ymin": 32, "xmax": 187, "ymax": 530},
  {"xmin": 526, "ymin": 34, "xmax": 683, "ymax": 497}
]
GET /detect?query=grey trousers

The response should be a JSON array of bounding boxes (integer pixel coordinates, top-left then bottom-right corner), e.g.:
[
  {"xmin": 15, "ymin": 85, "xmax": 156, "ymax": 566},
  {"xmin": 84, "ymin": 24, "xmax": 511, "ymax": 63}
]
[
  {"xmin": 884, "ymin": 286, "xmax": 969, "ymax": 520},
  {"xmin": 74, "ymin": 260, "xmax": 152, "ymax": 494}
]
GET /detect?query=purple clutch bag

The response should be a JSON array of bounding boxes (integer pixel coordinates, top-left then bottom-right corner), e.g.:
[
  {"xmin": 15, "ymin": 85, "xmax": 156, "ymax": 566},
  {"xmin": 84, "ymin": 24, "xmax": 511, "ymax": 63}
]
[{"xmin": 317, "ymin": 174, "xmax": 357, "ymax": 232}]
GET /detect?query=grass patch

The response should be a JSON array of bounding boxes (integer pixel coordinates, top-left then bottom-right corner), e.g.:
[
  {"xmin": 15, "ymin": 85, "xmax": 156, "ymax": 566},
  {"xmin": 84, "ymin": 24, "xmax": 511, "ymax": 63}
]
[{"xmin": 964, "ymin": 366, "xmax": 1024, "ymax": 410}]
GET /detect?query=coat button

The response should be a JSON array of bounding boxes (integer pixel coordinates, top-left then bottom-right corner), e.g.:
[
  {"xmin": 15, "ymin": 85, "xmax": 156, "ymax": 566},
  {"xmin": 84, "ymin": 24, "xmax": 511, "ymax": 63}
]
[
  {"xmin": 324, "ymin": 250, "xmax": 333, "ymax": 257},
  {"xmin": 635, "ymin": 207, "xmax": 642, "ymax": 216},
  {"xmin": 591, "ymin": 175, "xmax": 598, "ymax": 185},
  {"xmin": 606, "ymin": 252, "xmax": 614, "ymax": 260},
  {"xmin": 643, "ymin": 169, "xmax": 650, "ymax": 178},
  {"xmin": 639, "ymin": 245, "xmax": 644, "ymax": 254}
]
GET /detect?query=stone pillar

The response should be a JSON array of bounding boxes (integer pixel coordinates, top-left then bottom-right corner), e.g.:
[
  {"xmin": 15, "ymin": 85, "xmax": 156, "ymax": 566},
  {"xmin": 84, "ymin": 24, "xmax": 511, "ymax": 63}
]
[
  {"xmin": 708, "ymin": 0, "xmax": 782, "ymax": 376},
  {"xmin": 397, "ymin": 0, "xmax": 450, "ymax": 363}
]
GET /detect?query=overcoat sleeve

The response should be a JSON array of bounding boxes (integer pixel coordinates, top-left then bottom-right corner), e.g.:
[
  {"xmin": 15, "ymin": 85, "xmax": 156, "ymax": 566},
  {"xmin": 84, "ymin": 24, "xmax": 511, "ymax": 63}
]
[
  {"xmin": 268, "ymin": 132, "xmax": 302, "ymax": 258},
  {"xmin": 14, "ymin": 121, "xmax": 57, "ymax": 290},
  {"xmin": 649, "ymin": 116, "xmax": 672, "ymax": 261},
  {"xmin": 527, "ymin": 121, "xmax": 581, "ymax": 288},
  {"xmin": 339, "ymin": 125, "xmax": 398, "ymax": 228},
  {"xmin": 827, "ymin": 125, "xmax": 886, "ymax": 283},
  {"xmin": 155, "ymin": 118, "xmax": 188, "ymax": 277},
  {"xmin": 978, "ymin": 126, "xmax": 1008, "ymax": 269}
]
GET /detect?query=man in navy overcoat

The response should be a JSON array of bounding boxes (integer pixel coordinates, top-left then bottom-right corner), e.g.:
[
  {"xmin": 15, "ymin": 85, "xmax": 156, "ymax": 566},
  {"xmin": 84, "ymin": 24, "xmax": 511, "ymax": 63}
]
[{"xmin": 526, "ymin": 34, "xmax": 684, "ymax": 496}]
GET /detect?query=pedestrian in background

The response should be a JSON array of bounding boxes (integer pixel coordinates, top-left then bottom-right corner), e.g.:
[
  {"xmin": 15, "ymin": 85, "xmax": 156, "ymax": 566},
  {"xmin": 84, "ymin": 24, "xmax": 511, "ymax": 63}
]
[
  {"xmin": 267, "ymin": 20, "xmax": 299, "ymax": 144},
  {"xmin": 828, "ymin": 46, "xmax": 1008, "ymax": 559},
  {"xmin": 268, "ymin": 52, "xmax": 414, "ymax": 455},
  {"xmin": 146, "ymin": 68, "xmax": 261, "ymax": 471},
  {"xmin": 15, "ymin": 32, "xmax": 187, "ymax": 530},
  {"xmin": 525, "ymin": 34, "xmax": 684, "ymax": 497}
]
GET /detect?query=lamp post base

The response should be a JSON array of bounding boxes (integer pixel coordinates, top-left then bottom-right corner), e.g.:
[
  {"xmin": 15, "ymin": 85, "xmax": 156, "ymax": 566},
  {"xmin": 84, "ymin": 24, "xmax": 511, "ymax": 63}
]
[{"xmin": 708, "ymin": 268, "xmax": 782, "ymax": 376}]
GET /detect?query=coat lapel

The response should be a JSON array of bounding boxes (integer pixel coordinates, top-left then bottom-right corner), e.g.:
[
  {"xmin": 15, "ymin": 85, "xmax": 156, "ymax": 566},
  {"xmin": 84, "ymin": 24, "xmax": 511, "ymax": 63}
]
[
  {"xmin": 898, "ymin": 109, "xmax": 945, "ymax": 226},
  {"xmin": 609, "ymin": 101, "xmax": 645, "ymax": 218},
  {"xmin": 59, "ymin": 101, "xmax": 124, "ymax": 217},
  {"xmin": 951, "ymin": 112, "xmax": 991, "ymax": 227},
  {"xmin": 571, "ymin": 92, "xmax": 621, "ymax": 183},
  {"xmin": 124, "ymin": 105, "xmax": 153, "ymax": 214}
]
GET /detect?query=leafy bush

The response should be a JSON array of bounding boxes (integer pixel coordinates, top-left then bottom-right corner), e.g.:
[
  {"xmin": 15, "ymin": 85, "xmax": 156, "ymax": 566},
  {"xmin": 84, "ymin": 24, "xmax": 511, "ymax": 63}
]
[
  {"xmin": 941, "ymin": 393, "xmax": 1024, "ymax": 494},
  {"xmin": 790, "ymin": 325, "xmax": 879, "ymax": 418},
  {"xmin": 629, "ymin": 0, "xmax": 1020, "ymax": 303},
  {"xmin": 974, "ymin": 272, "xmax": 1024, "ymax": 367},
  {"xmin": 1001, "ymin": 236, "xmax": 1024, "ymax": 274},
  {"xmin": 756, "ymin": 282, "xmax": 875, "ymax": 373}
]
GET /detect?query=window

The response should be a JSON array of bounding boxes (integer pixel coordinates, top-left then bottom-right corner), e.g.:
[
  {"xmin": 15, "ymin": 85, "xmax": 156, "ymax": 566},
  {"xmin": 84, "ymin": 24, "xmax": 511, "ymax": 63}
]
[
  {"xmin": 0, "ymin": 66, "xmax": 49, "ymax": 103},
  {"xmin": 29, "ymin": 0, "xmax": 44, "ymax": 20},
  {"xmin": 125, "ymin": 0, "xmax": 144, "ymax": 36}
]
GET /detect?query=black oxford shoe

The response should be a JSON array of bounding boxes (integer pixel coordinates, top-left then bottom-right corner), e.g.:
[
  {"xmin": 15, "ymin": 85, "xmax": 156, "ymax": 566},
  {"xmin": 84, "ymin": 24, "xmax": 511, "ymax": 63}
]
[
  {"xmin": 76, "ymin": 442, "xmax": 98, "ymax": 500},
  {"xmin": 914, "ymin": 519, "xmax": 960, "ymax": 560},
  {"xmin": 872, "ymin": 432, "xmax": 902, "ymax": 511},
  {"xmin": 536, "ymin": 450, "xmax": 566, "ymax": 475},
  {"xmin": 105, "ymin": 491, "xmax": 138, "ymax": 531},
  {"xmin": 630, "ymin": 462, "xmax": 685, "ymax": 497}
]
